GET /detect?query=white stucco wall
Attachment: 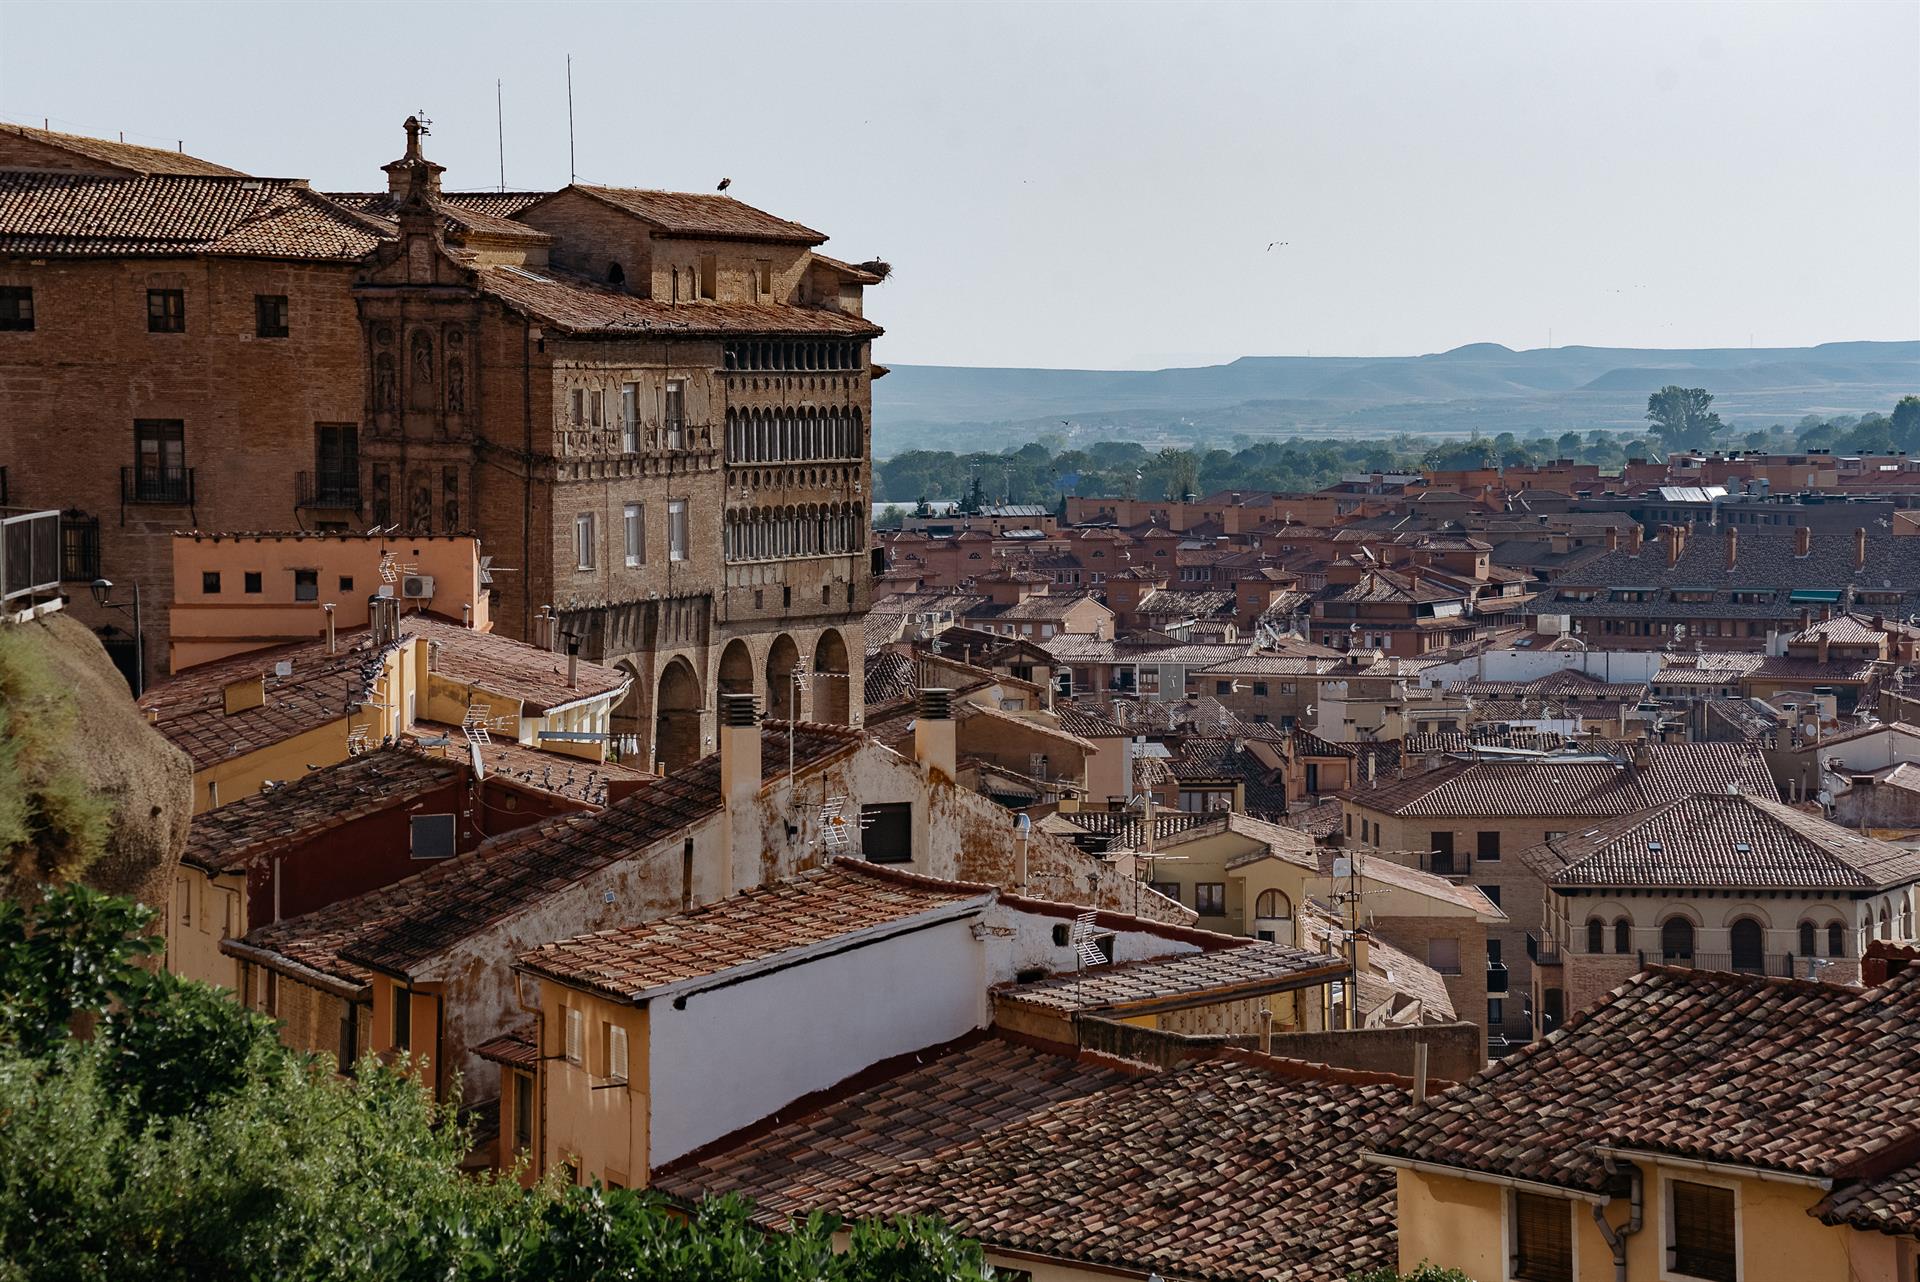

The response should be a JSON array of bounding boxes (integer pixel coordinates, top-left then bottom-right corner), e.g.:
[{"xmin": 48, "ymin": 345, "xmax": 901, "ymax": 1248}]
[
  {"xmin": 646, "ymin": 914, "xmax": 988, "ymax": 1167},
  {"xmin": 1418, "ymin": 649, "xmax": 1662, "ymax": 688}
]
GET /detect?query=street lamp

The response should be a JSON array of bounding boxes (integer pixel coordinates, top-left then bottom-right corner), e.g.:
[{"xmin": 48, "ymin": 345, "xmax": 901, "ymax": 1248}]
[{"xmin": 89, "ymin": 577, "xmax": 143, "ymax": 697}]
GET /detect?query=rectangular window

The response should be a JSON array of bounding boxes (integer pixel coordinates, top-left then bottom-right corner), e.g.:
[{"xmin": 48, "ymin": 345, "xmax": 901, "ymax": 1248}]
[
  {"xmin": 668, "ymin": 499, "xmax": 689, "ymax": 562},
  {"xmin": 1477, "ymin": 830, "xmax": 1501, "ymax": 861},
  {"xmin": 202, "ymin": 571, "xmax": 221, "ymax": 595},
  {"xmin": 606, "ymin": 1024, "xmax": 629, "ymax": 1083},
  {"xmin": 1669, "ymin": 1180, "xmax": 1736, "ymax": 1282},
  {"xmin": 1149, "ymin": 881, "xmax": 1181, "ymax": 903},
  {"xmin": 860, "ymin": 801, "xmax": 913, "ymax": 864},
  {"xmin": 564, "ymin": 1008, "xmax": 583, "ymax": 1064},
  {"xmin": 570, "ymin": 388, "xmax": 585, "ymax": 424},
  {"xmin": 254, "ymin": 293, "xmax": 288, "ymax": 338},
  {"xmin": 1511, "ymin": 1191, "xmax": 1573, "ymax": 1282},
  {"xmin": 146, "ymin": 288, "xmax": 185, "ymax": 333},
  {"xmin": 756, "ymin": 260, "xmax": 773, "ymax": 295},
  {"xmin": 1195, "ymin": 883, "xmax": 1227, "ymax": 915},
  {"xmin": 1428, "ymin": 936, "xmax": 1462, "ymax": 975},
  {"xmin": 621, "ymin": 382, "xmax": 639, "ymax": 452},
  {"xmin": 176, "ymin": 876, "xmax": 191, "ymax": 927},
  {"xmin": 244, "ymin": 571, "xmax": 262, "ymax": 594},
  {"xmin": 392, "ymin": 989, "xmax": 411, "ymax": 1051},
  {"xmin": 59, "ymin": 513, "xmax": 100, "ymax": 581},
  {"xmin": 588, "ymin": 388, "xmax": 604, "ymax": 428},
  {"xmin": 133, "ymin": 419, "xmax": 187, "ymax": 502},
  {"xmin": 698, "ymin": 254, "xmax": 717, "ymax": 300},
  {"xmin": 1482, "ymin": 884, "xmax": 1502, "ymax": 907},
  {"xmin": 664, "ymin": 379, "xmax": 685, "ymax": 448},
  {"xmin": 1252, "ymin": 682, "xmax": 1268, "ymax": 696},
  {"xmin": 512, "ymin": 1071, "xmax": 533, "ymax": 1150},
  {"xmin": 1488, "ymin": 997, "xmax": 1505, "ymax": 1026},
  {"xmin": 575, "ymin": 511, "xmax": 597, "ymax": 570},
  {"xmin": 624, "ymin": 503, "xmax": 643, "ymax": 567},
  {"xmin": 0, "ymin": 285, "xmax": 32, "ymax": 331},
  {"xmin": 293, "ymin": 569, "xmax": 318, "ymax": 602},
  {"xmin": 314, "ymin": 424, "xmax": 358, "ymax": 502},
  {"xmin": 410, "ymin": 814, "xmax": 456, "ymax": 859}
]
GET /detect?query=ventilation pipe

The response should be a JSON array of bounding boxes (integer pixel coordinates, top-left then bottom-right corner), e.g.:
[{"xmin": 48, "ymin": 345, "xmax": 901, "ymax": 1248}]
[
  {"xmin": 914, "ymin": 687, "xmax": 957, "ymax": 782},
  {"xmin": 717, "ymin": 693, "xmax": 761, "ymax": 902},
  {"xmin": 1855, "ymin": 526, "xmax": 1868, "ymax": 571},
  {"xmin": 323, "ymin": 603, "xmax": 337, "ymax": 655},
  {"xmin": 1724, "ymin": 526, "xmax": 1738, "ymax": 571},
  {"xmin": 564, "ymin": 632, "xmax": 580, "ymax": 690}
]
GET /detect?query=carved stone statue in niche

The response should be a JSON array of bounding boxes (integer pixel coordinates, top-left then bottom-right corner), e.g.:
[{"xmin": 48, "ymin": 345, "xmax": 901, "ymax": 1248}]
[
  {"xmin": 442, "ymin": 465, "xmax": 460, "ymax": 531},
  {"xmin": 409, "ymin": 474, "xmax": 434, "ymax": 531},
  {"xmin": 446, "ymin": 358, "xmax": 465, "ymax": 414},
  {"xmin": 409, "ymin": 330, "xmax": 435, "ymax": 411},
  {"xmin": 375, "ymin": 353, "xmax": 396, "ymax": 411}
]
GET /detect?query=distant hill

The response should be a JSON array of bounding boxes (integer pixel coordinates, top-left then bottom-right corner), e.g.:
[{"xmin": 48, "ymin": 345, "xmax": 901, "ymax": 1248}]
[{"xmin": 871, "ymin": 341, "xmax": 1920, "ymax": 457}]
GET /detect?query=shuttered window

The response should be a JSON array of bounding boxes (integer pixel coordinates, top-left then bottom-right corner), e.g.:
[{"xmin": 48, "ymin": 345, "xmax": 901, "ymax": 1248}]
[
  {"xmin": 607, "ymin": 1025, "xmax": 629, "ymax": 1083},
  {"xmin": 564, "ymin": 1007, "xmax": 583, "ymax": 1064},
  {"xmin": 1512, "ymin": 1191, "xmax": 1572, "ymax": 1282},
  {"xmin": 1670, "ymin": 1180, "xmax": 1736, "ymax": 1281}
]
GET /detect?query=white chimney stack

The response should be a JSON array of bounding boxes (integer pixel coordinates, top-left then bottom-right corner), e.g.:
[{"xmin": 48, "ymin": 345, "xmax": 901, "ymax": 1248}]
[{"xmin": 914, "ymin": 688, "xmax": 957, "ymax": 782}]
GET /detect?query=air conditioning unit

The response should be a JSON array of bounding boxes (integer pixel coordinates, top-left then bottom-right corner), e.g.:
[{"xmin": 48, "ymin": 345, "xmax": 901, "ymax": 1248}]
[{"xmin": 402, "ymin": 574, "xmax": 436, "ymax": 600}]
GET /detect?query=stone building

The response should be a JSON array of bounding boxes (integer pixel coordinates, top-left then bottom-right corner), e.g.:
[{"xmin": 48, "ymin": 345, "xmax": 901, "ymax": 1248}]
[{"xmin": 0, "ymin": 120, "xmax": 883, "ymax": 769}]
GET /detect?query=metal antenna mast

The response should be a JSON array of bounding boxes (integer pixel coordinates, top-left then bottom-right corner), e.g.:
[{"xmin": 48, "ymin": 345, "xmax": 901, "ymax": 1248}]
[{"xmin": 565, "ymin": 56, "xmax": 576, "ymax": 183}]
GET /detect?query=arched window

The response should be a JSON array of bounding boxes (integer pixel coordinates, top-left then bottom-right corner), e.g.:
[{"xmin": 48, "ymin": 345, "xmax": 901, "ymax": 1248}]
[
  {"xmin": 607, "ymin": 261, "xmax": 625, "ymax": 285},
  {"xmin": 1799, "ymin": 921, "xmax": 1817, "ymax": 957},
  {"xmin": 1586, "ymin": 918, "xmax": 1605, "ymax": 955},
  {"xmin": 1660, "ymin": 917, "xmax": 1694, "ymax": 963},
  {"xmin": 1614, "ymin": 919, "xmax": 1631, "ymax": 954},
  {"xmin": 1255, "ymin": 890, "xmax": 1292, "ymax": 920},
  {"xmin": 1829, "ymin": 922, "xmax": 1847, "ymax": 958},
  {"xmin": 1730, "ymin": 918, "xmax": 1764, "ymax": 973},
  {"xmin": 1880, "ymin": 908, "xmax": 1892, "ymax": 940}
]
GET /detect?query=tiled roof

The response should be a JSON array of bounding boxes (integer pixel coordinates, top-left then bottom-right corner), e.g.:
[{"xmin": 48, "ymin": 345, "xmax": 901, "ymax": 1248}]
[
  {"xmin": 1166, "ymin": 737, "xmax": 1291, "ymax": 815},
  {"xmin": 231, "ymin": 723, "xmax": 863, "ymax": 985},
  {"xmin": 994, "ymin": 940, "xmax": 1345, "ymax": 1014},
  {"xmin": 140, "ymin": 630, "xmax": 397, "ymax": 771},
  {"xmin": 655, "ymin": 1034, "xmax": 1135, "ymax": 1227},
  {"xmin": 1314, "ymin": 850, "xmax": 1506, "ymax": 919},
  {"xmin": 402, "ymin": 614, "xmax": 629, "ymax": 713},
  {"xmin": 836, "ymin": 1055, "xmax": 1406, "ymax": 1282},
  {"xmin": 1196, "ymin": 653, "xmax": 1339, "ymax": 676},
  {"xmin": 1457, "ymin": 669, "xmax": 1649, "ymax": 702},
  {"xmin": 861, "ymin": 649, "xmax": 917, "ymax": 708},
  {"xmin": 565, "ymin": 184, "xmax": 826, "ymax": 243},
  {"xmin": 515, "ymin": 861, "xmax": 989, "ymax": 1002},
  {"xmin": 809, "ymin": 252, "xmax": 885, "ymax": 284},
  {"xmin": 965, "ymin": 591, "xmax": 1105, "ymax": 623},
  {"xmin": 406, "ymin": 723, "xmax": 651, "ymax": 805},
  {"xmin": 477, "ymin": 263, "xmax": 881, "ymax": 338},
  {"xmin": 1375, "ymin": 965, "xmax": 1920, "ymax": 1199},
  {"xmin": 325, "ymin": 191, "xmax": 553, "ymax": 242},
  {"xmin": 1349, "ymin": 742, "xmax": 1776, "ymax": 818},
  {"xmin": 1400, "ymin": 730, "xmax": 1569, "ymax": 756},
  {"xmin": 472, "ymin": 1022, "xmax": 537, "ymax": 1069},
  {"xmin": 1746, "ymin": 655, "xmax": 1882, "ymax": 684},
  {"xmin": 1524, "ymin": 792, "xmax": 1920, "ymax": 890},
  {"xmin": 1654, "ymin": 654, "xmax": 1766, "ymax": 684},
  {"xmin": 440, "ymin": 191, "xmax": 551, "ymax": 218},
  {"xmin": 0, "ymin": 123, "xmax": 246, "ymax": 176},
  {"xmin": 1044, "ymin": 810, "xmax": 1214, "ymax": 848},
  {"xmin": 1789, "ymin": 612, "xmax": 1920, "ymax": 645},
  {"xmin": 181, "ymin": 748, "xmax": 462, "ymax": 874},
  {"xmin": 1298, "ymin": 903, "xmax": 1456, "ymax": 1023},
  {"xmin": 1134, "ymin": 589, "xmax": 1235, "ymax": 618},
  {"xmin": 1052, "ymin": 706, "xmax": 1130, "ymax": 738},
  {"xmin": 0, "ymin": 172, "xmax": 385, "ymax": 260}
]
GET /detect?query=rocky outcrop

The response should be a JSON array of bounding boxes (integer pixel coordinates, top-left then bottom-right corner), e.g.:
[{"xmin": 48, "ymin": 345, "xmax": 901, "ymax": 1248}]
[{"xmin": 0, "ymin": 611, "xmax": 191, "ymax": 907}]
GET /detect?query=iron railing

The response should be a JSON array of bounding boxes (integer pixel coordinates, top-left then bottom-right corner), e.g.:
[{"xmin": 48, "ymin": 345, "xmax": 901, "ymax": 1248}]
[
  {"xmin": 0, "ymin": 507, "xmax": 61, "ymax": 609},
  {"xmin": 1487, "ymin": 960, "xmax": 1510, "ymax": 993},
  {"xmin": 122, "ymin": 465, "xmax": 194, "ymax": 505},
  {"xmin": 296, "ymin": 470, "xmax": 361, "ymax": 510}
]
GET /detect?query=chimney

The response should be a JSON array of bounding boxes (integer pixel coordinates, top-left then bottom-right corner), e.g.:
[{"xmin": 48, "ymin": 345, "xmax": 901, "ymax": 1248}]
[
  {"xmin": 1665, "ymin": 526, "xmax": 1681, "ymax": 568},
  {"xmin": 323, "ymin": 603, "xmax": 337, "ymax": 655},
  {"xmin": 1631, "ymin": 741, "xmax": 1654, "ymax": 771},
  {"xmin": 461, "ymin": 603, "xmax": 472, "ymax": 627},
  {"xmin": 1605, "ymin": 526, "xmax": 1620, "ymax": 553},
  {"xmin": 1855, "ymin": 526, "xmax": 1868, "ymax": 571},
  {"xmin": 717, "ymin": 693, "xmax": 762, "ymax": 902},
  {"xmin": 914, "ymin": 687, "xmax": 957, "ymax": 782},
  {"xmin": 1819, "ymin": 631, "xmax": 1831, "ymax": 665},
  {"xmin": 1795, "ymin": 524, "xmax": 1812, "ymax": 558},
  {"xmin": 1798, "ymin": 607, "xmax": 1811, "ymax": 632},
  {"xmin": 1725, "ymin": 526, "xmax": 1738, "ymax": 571},
  {"xmin": 1627, "ymin": 524, "xmax": 1644, "ymax": 556},
  {"xmin": 565, "ymin": 633, "xmax": 580, "ymax": 690}
]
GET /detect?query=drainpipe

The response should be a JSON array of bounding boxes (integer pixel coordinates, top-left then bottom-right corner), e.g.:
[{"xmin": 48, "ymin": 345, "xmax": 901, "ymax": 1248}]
[
  {"xmin": 1592, "ymin": 1152, "xmax": 1645, "ymax": 1282},
  {"xmin": 323, "ymin": 602, "xmax": 337, "ymax": 655}
]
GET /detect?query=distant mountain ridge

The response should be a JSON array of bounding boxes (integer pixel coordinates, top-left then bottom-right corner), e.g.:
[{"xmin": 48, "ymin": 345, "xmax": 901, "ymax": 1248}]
[{"xmin": 871, "ymin": 341, "xmax": 1920, "ymax": 456}]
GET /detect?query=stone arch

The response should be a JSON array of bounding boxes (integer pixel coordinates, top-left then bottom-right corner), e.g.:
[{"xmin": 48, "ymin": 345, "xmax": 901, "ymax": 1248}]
[
  {"xmin": 1659, "ymin": 915, "xmax": 1695, "ymax": 964},
  {"xmin": 812, "ymin": 628, "xmax": 851, "ymax": 725},
  {"xmin": 766, "ymin": 633, "xmax": 801, "ymax": 720},
  {"xmin": 1729, "ymin": 916, "xmax": 1765, "ymax": 973},
  {"xmin": 718, "ymin": 638, "xmax": 755, "ymax": 701},
  {"xmin": 610, "ymin": 659, "xmax": 646, "ymax": 760},
  {"xmin": 654, "ymin": 656, "xmax": 703, "ymax": 774}
]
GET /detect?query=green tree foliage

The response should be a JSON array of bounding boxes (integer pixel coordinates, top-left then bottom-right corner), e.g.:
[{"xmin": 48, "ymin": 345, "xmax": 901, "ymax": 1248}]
[
  {"xmin": 0, "ymin": 885, "xmax": 998, "ymax": 1282},
  {"xmin": 1894, "ymin": 396, "xmax": 1920, "ymax": 453},
  {"xmin": 1348, "ymin": 1265, "xmax": 1477, "ymax": 1282},
  {"xmin": 0, "ymin": 628, "xmax": 114, "ymax": 887},
  {"xmin": 1644, "ymin": 386, "xmax": 1724, "ymax": 454}
]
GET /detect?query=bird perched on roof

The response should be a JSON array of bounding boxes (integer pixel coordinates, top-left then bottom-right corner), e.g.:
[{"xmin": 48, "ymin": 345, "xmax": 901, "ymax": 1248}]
[
  {"xmin": 716, "ymin": 178, "xmax": 732, "ymax": 192},
  {"xmin": 1268, "ymin": 241, "xmax": 1288, "ymax": 251}
]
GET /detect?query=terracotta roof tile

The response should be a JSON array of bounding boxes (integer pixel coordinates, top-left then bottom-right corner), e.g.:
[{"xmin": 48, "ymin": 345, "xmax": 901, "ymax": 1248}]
[
  {"xmin": 406, "ymin": 722, "xmax": 651, "ymax": 805},
  {"xmin": 0, "ymin": 172, "xmax": 384, "ymax": 259},
  {"xmin": 516, "ymin": 860, "xmax": 990, "ymax": 1001},
  {"xmin": 477, "ymin": 263, "xmax": 880, "ymax": 338},
  {"xmin": 1377, "ymin": 965, "xmax": 1920, "ymax": 1198},
  {"xmin": 566, "ymin": 185, "xmax": 826, "ymax": 243},
  {"xmin": 993, "ymin": 939, "xmax": 1345, "ymax": 1014},
  {"xmin": 473, "ymin": 1022, "xmax": 538, "ymax": 1069},
  {"xmin": 0, "ymin": 123, "xmax": 246, "ymax": 177},
  {"xmin": 1349, "ymin": 742, "xmax": 1776, "ymax": 819},
  {"xmin": 402, "ymin": 614, "xmax": 629, "ymax": 713}
]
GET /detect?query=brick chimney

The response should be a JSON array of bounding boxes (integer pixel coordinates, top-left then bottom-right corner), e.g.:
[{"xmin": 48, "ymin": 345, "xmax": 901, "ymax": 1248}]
[
  {"xmin": 1606, "ymin": 526, "xmax": 1620, "ymax": 553},
  {"xmin": 1819, "ymin": 631, "xmax": 1831, "ymax": 664},
  {"xmin": 1665, "ymin": 526, "xmax": 1682, "ymax": 568},
  {"xmin": 1725, "ymin": 526, "xmax": 1738, "ymax": 571},
  {"xmin": 1627, "ymin": 524, "xmax": 1645, "ymax": 556},
  {"xmin": 717, "ymin": 693, "xmax": 762, "ymax": 901},
  {"xmin": 1795, "ymin": 524, "xmax": 1812, "ymax": 558},
  {"xmin": 914, "ymin": 687, "xmax": 957, "ymax": 782},
  {"xmin": 1855, "ymin": 526, "xmax": 1868, "ymax": 571}
]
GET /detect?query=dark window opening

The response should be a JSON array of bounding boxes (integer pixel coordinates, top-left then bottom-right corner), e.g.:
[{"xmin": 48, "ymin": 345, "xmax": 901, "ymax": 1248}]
[
  {"xmin": 339, "ymin": 576, "xmax": 353, "ymax": 592},
  {"xmin": 1512, "ymin": 1191, "xmax": 1572, "ymax": 1282},
  {"xmin": 244, "ymin": 572, "xmax": 262, "ymax": 594},
  {"xmin": 293, "ymin": 569, "xmax": 318, "ymax": 602},
  {"xmin": 132, "ymin": 419, "xmax": 187, "ymax": 502},
  {"xmin": 860, "ymin": 801, "xmax": 912, "ymax": 864},
  {"xmin": 0, "ymin": 285, "xmax": 33, "ymax": 331},
  {"xmin": 59, "ymin": 511, "xmax": 100, "ymax": 581},
  {"xmin": 606, "ymin": 261, "xmax": 625, "ymax": 285},
  {"xmin": 255, "ymin": 294, "xmax": 288, "ymax": 338},
  {"xmin": 1669, "ymin": 1180, "xmax": 1735, "ymax": 1282},
  {"xmin": 391, "ymin": 990, "xmax": 411, "ymax": 1050},
  {"xmin": 147, "ymin": 289, "xmax": 185, "ymax": 333},
  {"xmin": 1477, "ymin": 830, "xmax": 1501, "ymax": 861},
  {"xmin": 1195, "ymin": 882, "xmax": 1226, "ymax": 915},
  {"xmin": 202, "ymin": 571, "xmax": 221, "ymax": 594}
]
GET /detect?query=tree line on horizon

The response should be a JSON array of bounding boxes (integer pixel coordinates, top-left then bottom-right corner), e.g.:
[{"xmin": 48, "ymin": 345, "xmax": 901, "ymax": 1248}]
[{"xmin": 872, "ymin": 392, "xmax": 1920, "ymax": 515}]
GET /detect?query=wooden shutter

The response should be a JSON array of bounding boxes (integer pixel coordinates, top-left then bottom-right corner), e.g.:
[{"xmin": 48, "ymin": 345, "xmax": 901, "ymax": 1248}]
[
  {"xmin": 1513, "ymin": 1192, "xmax": 1572, "ymax": 1282},
  {"xmin": 564, "ymin": 1008, "xmax": 583, "ymax": 1063},
  {"xmin": 1670, "ymin": 1181, "xmax": 1736, "ymax": 1281},
  {"xmin": 609, "ymin": 1026, "xmax": 629, "ymax": 1082}
]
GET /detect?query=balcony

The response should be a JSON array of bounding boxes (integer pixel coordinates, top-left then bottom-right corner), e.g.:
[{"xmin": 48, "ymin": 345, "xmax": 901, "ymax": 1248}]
[
  {"xmin": 1667, "ymin": 951, "xmax": 1803, "ymax": 978},
  {"xmin": 1528, "ymin": 932, "xmax": 1564, "ymax": 966},
  {"xmin": 1, "ymin": 507, "xmax": 60, "ymax": 611},
  {"xmin": 122, "ymin": 465, "xmax": 194, "ymax": 506},
  {"xmin": 1487, "ymin": 960, "xmax": 1510, "ymax": 994},
  {"xmin": 297, "ymin": 471, "xmax": 362, "ymax": 511}
]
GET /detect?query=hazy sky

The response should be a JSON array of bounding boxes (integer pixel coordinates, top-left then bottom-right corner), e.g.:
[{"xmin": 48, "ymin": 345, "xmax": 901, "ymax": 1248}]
[{"xmin": 3, "ymin": 1, "xmax": 1914, "ymax": 369}]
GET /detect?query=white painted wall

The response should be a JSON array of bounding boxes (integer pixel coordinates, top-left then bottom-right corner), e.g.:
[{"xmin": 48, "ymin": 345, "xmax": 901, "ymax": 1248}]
[
  {"xmin": 1419, "ymin": 649, "xmax": 1662, "ymax": 688},
  {"xmin": 982, "ymin": 901, "xmax": 1204, "ymax": 980},
  {"xmin": 646, "ymin": 915, "xmax": 987, "ymax": 1167}
]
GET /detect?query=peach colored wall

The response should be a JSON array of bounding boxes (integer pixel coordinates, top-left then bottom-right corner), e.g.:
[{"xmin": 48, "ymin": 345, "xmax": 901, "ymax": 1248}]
[{"xmin": 538, "ymin": 981, "xmax": 649, "ymax": 1189}]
